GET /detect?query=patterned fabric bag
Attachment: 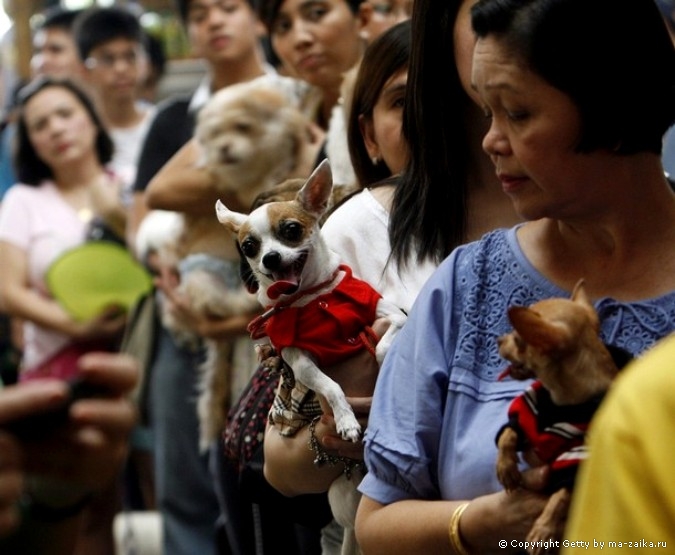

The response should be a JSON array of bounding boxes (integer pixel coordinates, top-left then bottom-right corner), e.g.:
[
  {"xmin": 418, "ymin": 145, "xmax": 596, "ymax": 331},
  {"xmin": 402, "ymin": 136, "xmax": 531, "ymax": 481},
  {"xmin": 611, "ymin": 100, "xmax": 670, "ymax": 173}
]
[
  {"xmin": 223, "ymin": 356, "xmax": 279, "ymax": 473},
  {"xmin": 222, "ymin": 350, "xmax": 333, "ymax": 529}
]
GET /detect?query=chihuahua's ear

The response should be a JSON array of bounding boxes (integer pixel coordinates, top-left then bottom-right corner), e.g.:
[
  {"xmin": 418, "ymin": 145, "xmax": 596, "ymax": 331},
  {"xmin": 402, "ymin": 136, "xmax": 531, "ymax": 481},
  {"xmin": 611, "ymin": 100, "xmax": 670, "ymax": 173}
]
[
  {"xmin": 215, "ymin": 200, "xmax": 247, "ymax": 235},
  {"xmin": 570, "ymin": 278, "xmax": 591, "ymax": 307},
  {"xmin": 297, "ymin": 159, "xmax": 333, "ymax": 217},
  {"xmin": 507, "ymin": 306, "xmax": 573, "ymax": 354}
]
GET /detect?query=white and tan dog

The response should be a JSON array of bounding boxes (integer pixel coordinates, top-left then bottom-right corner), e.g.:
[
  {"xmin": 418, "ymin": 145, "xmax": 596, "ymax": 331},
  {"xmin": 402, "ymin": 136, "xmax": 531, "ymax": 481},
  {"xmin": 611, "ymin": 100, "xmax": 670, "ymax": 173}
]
[
  {"xmin": 137, "ymin": 78, "xmax": 312, "ymax": 450},
  {"xmin": 216, "ymin": 160, "xmax": 406, "ymax": 553}
]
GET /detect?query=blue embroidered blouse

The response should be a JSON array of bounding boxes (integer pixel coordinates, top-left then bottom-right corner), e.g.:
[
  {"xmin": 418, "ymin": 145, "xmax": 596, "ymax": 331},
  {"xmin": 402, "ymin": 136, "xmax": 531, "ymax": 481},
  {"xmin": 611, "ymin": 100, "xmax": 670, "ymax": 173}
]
[{"xmin": 359, "ymin": 226, "xmax": 675, "ymax": 503}]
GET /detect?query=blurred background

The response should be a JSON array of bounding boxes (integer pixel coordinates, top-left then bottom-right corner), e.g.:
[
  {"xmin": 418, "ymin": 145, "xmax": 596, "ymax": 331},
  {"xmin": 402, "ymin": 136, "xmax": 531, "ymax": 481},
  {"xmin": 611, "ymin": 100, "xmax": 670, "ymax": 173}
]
[{"xmin": 0, "ymin": 0, "xmax": 205, "ymax": 114}]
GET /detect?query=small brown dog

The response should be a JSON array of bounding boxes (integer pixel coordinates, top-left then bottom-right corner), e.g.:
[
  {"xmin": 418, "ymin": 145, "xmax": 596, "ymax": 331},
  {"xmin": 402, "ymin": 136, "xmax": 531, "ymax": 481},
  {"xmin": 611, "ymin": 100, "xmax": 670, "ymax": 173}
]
[{"xmin": 496, "ymin": 280, "xmax": 622, "ymax": 554}]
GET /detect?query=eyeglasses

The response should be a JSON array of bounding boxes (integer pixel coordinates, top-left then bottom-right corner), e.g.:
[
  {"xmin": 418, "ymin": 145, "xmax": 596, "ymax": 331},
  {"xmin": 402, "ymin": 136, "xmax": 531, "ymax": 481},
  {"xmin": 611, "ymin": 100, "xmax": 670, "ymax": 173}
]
[
  {"xmin": 370, "ymin": 0, "xmax": 414, "ymax": 19},
  {"xmin": 84, "ymin": 49, "xmax": 145, "ymax": 70}
]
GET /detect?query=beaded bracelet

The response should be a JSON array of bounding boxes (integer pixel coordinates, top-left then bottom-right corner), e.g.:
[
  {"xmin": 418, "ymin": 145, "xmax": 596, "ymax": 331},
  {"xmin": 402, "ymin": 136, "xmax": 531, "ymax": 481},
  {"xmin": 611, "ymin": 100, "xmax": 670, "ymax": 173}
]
[
  {"xmin": 448, "ymin": 502, "xmax": 472, "ymax": 555},
  {"xmin": 307, "ymin": 415, "xmax": 364, "ymax": 479}
]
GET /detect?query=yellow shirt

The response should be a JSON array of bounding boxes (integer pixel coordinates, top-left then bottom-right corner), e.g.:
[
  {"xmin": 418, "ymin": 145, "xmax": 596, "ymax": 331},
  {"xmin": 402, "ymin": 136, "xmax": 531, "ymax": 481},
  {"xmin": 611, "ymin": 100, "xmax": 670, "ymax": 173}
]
[{"xmin": 563, "ymin": 333, "xmax": 675, "ymax": 553}]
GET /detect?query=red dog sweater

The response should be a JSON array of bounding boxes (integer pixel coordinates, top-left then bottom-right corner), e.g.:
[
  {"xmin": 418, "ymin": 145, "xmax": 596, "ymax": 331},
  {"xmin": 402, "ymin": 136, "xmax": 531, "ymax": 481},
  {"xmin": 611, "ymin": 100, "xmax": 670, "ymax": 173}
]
[{"xmin": 248, "ymin": 265, "xmax": 382, "ymax": 367}]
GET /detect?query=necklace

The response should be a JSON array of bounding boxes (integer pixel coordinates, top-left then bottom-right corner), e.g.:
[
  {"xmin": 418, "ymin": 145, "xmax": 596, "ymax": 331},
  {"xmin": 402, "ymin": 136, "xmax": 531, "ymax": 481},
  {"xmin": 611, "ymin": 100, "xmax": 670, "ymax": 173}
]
[{"xmin": 78, "ymin": 207, "xmax": 94, "ymax": 223}]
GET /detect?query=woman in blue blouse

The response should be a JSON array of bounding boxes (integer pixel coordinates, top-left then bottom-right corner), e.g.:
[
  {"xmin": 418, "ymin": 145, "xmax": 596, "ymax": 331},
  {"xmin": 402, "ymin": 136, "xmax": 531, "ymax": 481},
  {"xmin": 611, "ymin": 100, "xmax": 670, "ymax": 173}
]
[{"xmin": 355, "ymin": 0, "xmax": 675, "ymax": 553}]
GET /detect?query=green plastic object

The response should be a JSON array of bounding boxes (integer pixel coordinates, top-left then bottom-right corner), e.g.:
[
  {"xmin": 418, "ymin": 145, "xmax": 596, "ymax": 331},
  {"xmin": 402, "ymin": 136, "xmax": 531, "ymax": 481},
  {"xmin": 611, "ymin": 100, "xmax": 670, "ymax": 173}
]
[{"xmin": 46, "ymin": 242, "xmax": 153, "ymax": 321}]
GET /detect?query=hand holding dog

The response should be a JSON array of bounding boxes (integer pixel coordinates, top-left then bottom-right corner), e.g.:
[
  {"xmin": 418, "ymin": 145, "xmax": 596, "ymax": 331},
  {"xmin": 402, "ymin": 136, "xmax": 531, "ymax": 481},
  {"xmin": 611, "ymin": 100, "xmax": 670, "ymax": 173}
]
[
  {"xmin": 158, "ymin": 276, "xmax": 252, "ymax": 341},
  {"xmin": 455, "ymin": 467, "xmax": 552, "ymax": 554},
  {"xmin": 316, "ymin": 397, "xmax": 371, "ymax": 460}
]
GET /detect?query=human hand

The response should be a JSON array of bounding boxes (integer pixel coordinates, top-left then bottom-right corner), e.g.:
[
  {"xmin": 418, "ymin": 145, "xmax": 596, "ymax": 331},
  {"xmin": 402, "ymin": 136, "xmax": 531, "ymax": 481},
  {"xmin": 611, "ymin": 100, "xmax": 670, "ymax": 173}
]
[
  {"xmin": 159, "ymin": 281, "xmax": 251, "ymax": 340},
  {"xmin": 71, "ymin": 306, "xmax": 127, "ymax": 342},
  {"xmin": 0, "ymin": 380, "xmax": 70, "ymax": 536},
  {"xmin": 316, "ymin": 396, "xmax": 372, "ymax": 460},
  {"xmin": 0, "ymin": 352, "xmax": 138, "ymax": 533},
  {"xmin": 460, "ymin": 467, "xmax": 551, "ymax": 554}
]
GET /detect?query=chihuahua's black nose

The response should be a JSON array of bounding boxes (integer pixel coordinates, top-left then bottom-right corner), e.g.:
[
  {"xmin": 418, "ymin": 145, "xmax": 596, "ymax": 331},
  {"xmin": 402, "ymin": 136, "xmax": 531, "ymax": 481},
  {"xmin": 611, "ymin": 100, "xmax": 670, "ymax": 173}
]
[{"xmin": 262, "ymin": 251, "xmax": 282, "ymax": 270}]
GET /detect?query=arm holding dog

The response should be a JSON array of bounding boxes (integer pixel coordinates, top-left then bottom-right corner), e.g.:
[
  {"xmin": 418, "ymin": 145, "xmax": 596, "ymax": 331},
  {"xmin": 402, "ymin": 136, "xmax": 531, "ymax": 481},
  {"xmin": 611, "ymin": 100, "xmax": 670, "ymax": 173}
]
[
  {"xmin": 155, "ymin": 268, "xmax": 255, "ymax": 341},
  {"xmin": 263, "ymin": 316, "xmax": 387, "ymax": 496}
]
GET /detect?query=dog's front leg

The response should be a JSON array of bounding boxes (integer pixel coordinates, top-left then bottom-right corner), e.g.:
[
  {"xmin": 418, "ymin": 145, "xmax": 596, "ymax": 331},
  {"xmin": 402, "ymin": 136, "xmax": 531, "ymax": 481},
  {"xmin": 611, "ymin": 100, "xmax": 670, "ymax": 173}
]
[
  {"xmin": 373, "ymin": 300, "xmax": 407, "ymax": 364},
  {"xmin": 283, "ymin": 348, "xmax": 361, "ymax": 442},
  {"xmin": 495, "ymin": 427, "xmax": 522, "ymax": 491}
]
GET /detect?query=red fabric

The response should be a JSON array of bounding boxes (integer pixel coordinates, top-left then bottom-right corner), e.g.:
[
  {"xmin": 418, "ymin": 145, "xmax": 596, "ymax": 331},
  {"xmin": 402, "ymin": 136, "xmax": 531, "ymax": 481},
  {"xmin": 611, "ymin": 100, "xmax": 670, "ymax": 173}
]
[
  {"xmin": 259, "ymin": 267, "xmax": 382, "ymax": 367},
  {"xmin": 20, "ymin": 340, "xmax": 114, "ymax": 382},
  {"xmin": 505, "ymin": 381, "xmax": 589, "ymax": 474}
]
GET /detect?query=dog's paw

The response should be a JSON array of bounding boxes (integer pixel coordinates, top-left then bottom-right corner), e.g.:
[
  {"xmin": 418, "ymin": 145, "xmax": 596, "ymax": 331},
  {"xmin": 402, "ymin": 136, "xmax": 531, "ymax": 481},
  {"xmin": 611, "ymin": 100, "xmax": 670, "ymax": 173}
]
[
  {"xmin": 375, "ymin": 345, "xmax": 388, "ymax": 365},
  {"xmin": 496, "ymin": 459, "xmax": 522, "ymax": 491},
  {"xmin": 335, "ymin": 414, "xmax": 362, "ymax": 443}
]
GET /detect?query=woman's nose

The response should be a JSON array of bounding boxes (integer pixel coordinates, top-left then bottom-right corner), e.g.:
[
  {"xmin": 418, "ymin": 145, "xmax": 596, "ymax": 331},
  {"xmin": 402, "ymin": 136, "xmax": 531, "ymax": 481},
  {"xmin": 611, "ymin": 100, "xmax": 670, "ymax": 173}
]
[
  {"xmin": 291, "ymin": 19, "xmax": 314, "ymax": 48},
  {"xmin": 482, "ymin": 120, "xmax": 510, "ymax": 158}
]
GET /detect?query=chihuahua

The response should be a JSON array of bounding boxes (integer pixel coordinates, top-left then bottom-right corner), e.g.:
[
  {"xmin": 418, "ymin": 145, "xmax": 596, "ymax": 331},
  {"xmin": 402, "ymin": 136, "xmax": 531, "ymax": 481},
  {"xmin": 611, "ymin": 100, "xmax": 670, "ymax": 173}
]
[
  {"xmin": 495, "ymin": 280, "xmax": 625, "ymax": 554},
  {"xmin": 216, "ymin": 160, "xmax": 406, "ymax": 555},
  {"xmin": 216, "ymin": 159, "xmax": 406, "ymax": 440}
]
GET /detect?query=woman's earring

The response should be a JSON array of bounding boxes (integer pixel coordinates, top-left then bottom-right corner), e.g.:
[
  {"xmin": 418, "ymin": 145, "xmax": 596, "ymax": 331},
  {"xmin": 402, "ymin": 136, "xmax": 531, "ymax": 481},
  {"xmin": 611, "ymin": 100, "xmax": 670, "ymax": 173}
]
[{"xmin": 371, "ymin": 156, "xmax": 380, "ymax": 165}]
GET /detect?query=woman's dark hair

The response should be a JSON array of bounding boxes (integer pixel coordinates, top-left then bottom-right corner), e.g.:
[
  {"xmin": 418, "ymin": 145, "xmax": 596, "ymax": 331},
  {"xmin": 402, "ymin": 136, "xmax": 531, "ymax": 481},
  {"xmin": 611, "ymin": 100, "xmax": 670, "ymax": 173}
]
[
  {"xmin": 257, "ymin": 0, "xmax": 364, "ymax": 32},
  {"xmin": 389, "ymin": 0, "xmax": 471, "ymax": 266},
  {"xmin": 348, "ymin": 19, "xmax": 411, "ymax": 187},
  {"xmin": 471, "ymin": 0, "xmax": 675, "ymax": 155},
  {"xmin": 14, "ymin": 76, "xmax": 114, "ymax": 186}
]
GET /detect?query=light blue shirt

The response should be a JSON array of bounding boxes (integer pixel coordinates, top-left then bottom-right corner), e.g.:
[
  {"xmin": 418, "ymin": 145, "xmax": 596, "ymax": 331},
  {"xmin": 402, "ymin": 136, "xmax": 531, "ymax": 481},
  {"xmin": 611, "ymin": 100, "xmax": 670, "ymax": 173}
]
[{"xmin": 360, "ymin": 226, "xmax": 675, "ymax": 504}]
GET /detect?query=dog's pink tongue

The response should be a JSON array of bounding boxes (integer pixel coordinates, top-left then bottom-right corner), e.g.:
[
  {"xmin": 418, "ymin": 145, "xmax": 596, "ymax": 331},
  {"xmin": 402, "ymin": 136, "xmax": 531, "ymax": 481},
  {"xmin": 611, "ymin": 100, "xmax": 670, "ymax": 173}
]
[{"xmin": 267, "ymin": 280, "xmax": 299, "ymax": 300}]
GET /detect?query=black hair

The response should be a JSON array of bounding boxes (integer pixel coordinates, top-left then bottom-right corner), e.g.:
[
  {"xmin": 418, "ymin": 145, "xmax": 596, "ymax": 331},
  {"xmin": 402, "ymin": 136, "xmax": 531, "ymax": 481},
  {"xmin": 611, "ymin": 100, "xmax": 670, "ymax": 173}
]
[
  {"xmin": 348, "ymin": 19, "xmax": 411, "ymax": 187},
  {"xmin": 144, "ymin": 32, "xmax": 167, "ymax": 79},
  {"xmin": 257, "ymin": 0, "xmax": 364, "ymax": 32},
  {"xmin": 72, "ymin": 6, "xmax": 147, "ymax": 61},
  {"xmin": 471, "ymin": 0, "xmax": 675, "ymax": 155},
  {"xmin": 14, "ymin": 76, "xmax": 114, "ymax": 186},
  {"xmin": 389, "ymin": 0, "xmax": 471, "ymax": 266},
  {"xmin": 35, "ymin": 6, "xmax": 84, "ymax": 32}
]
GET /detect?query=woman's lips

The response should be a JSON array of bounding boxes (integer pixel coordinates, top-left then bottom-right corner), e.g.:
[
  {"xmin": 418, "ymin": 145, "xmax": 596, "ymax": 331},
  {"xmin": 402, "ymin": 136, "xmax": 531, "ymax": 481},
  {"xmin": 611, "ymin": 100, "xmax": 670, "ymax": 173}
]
[
  {"xmin": 498, "ymin": 173, "xmax": 528, "ymax": 193},
  {"xmin": 297, "ymin": 54, "xmax": 323, "ymax": 72}
]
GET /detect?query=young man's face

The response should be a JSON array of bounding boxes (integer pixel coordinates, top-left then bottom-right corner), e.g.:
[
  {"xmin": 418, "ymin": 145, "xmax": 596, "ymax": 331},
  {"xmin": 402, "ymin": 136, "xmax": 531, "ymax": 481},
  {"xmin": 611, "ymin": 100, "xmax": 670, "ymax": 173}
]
[
  {"xmin": 185, "ymin": 0, "xmax": 265, "ymax": 66},
  {"xmin": 83, "ymin": 37, "xmax": 148, "ymax": 104},
  {"xmin": 31, "ymin": 28, "xmax": 83, "ymax": 79}
]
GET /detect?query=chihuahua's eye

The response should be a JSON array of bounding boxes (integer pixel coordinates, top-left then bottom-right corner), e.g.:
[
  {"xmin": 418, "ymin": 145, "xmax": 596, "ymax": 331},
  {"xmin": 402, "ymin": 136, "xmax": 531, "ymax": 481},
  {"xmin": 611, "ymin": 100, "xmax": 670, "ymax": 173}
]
[
  {"xmin": 514, "ymin": 334, "xmax": 527, "ymax": 352},
  {"xmin": 240, "ymin": 237, "xmax": 259, "ymax": 258},
  {"xmin": 278, "ymin": 221, "xmax": 303, "ymax": 243},
  {"xmin": 235, "ymin": 122, "xmax": 251, "ymax": 133}
]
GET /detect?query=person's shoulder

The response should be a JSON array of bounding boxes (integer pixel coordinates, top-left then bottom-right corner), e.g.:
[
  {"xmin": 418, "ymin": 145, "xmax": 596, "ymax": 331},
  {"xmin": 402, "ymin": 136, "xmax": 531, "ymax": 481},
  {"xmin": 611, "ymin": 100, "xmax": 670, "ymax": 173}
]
[
  {"xmin": 455, "ymin": 227, "xmax": 513, "ymax": 260},
  {"xmin": 2, "ymin": 182, "xmax": 42, "ymax": 199},
  {"xmin": 151, "ymin": 94, "xmax": 192, "ymax": 122},
  {"xmin": 0, "ymin": 182, "xmax": 49, "ymax": 213}
]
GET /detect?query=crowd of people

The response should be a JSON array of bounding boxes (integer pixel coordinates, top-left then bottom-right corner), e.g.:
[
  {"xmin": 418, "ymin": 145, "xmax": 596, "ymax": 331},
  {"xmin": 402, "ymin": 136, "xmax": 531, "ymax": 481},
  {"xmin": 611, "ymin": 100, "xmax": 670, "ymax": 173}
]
[{"xmin": 0, "ymin": 0, "xmax": 674, "ymax": 554}]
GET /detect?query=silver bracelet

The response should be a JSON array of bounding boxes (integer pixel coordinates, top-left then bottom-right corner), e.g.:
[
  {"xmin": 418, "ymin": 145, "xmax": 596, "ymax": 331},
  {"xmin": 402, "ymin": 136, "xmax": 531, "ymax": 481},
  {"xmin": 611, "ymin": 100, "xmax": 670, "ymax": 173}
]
[{"xmin": 307, "ymin": 415, "xmax": 364, "ymax": 479}]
